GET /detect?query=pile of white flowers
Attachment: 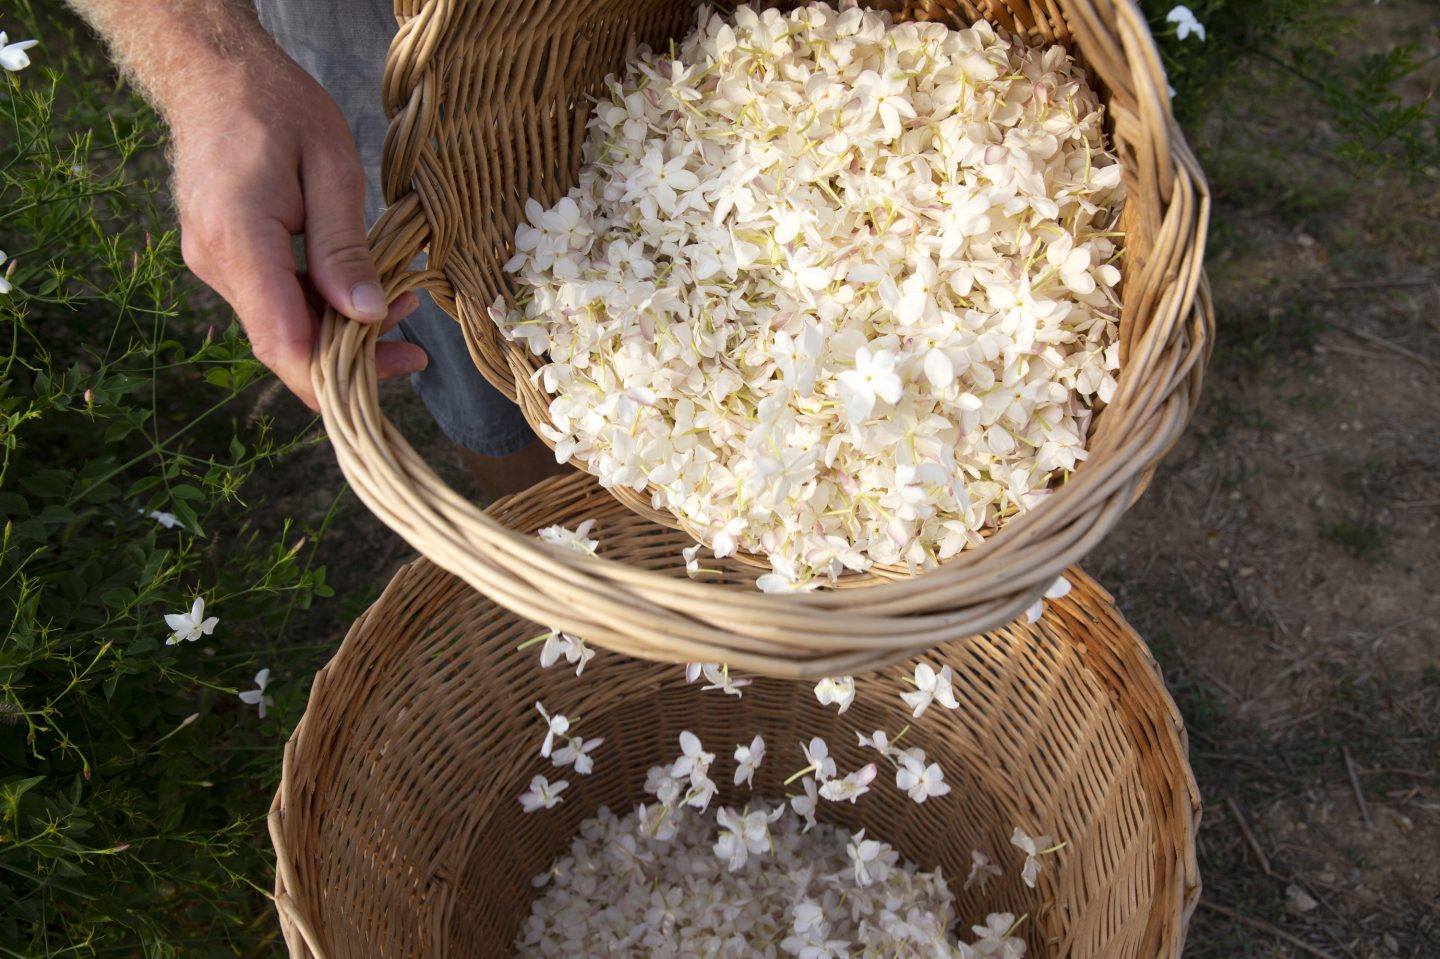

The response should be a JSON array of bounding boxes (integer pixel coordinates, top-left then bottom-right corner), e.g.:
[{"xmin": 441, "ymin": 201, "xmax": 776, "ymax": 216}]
[
  {"xmin": 493, "ymin": 1, "xmax": 1125, "ymax": 590},
  {"xmin": 516, "ymin": 522, "xmax": 1070, "ymax": 956},
  {"xmin": 518, "ymin": 800, "xmax": 1040, "ymax": 958}
]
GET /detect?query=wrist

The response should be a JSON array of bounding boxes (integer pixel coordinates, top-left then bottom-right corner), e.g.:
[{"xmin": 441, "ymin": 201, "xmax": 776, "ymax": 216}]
[{"xmin": 164, "ymin": 54, "xmax": 311, "ymax": 148}]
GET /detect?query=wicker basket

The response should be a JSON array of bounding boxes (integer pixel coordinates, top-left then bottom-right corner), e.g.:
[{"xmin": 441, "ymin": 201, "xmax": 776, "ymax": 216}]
[
  {"xmin": 268, "ymin": 472, "xmax": 1200, "ymax": 959},
  {"xmin": 313, "ymin": 0, "xmax": 1213, "ymax": 673}
]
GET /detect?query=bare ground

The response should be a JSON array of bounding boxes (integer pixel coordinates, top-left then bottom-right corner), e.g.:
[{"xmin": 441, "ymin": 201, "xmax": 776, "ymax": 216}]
[{"xmin": 1087, "ymin": 4, "xmax": 1440, "ymax": 952}]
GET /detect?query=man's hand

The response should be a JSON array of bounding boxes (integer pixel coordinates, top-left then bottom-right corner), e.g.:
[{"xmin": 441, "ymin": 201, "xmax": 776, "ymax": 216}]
[
  {"xmin": 168, "ymin": 58, "xmax": 427, "ymax": 409},
  {"xmin": 68, "ymin": 0, "xmax": 427, "ymax": 410}
]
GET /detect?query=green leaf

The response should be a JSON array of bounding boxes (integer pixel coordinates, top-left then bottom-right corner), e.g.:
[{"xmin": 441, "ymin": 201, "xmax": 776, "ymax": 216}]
[
  {"xmin": 168, "ymin": 499, "xmax": 202, "ymax": 537},
  {"xmin": 99, "ymin": 587, "xmax": 133, "ymax": 607},
  {"xmin": 2, "ymin": 776, "xmax": 46, "ymax": 804},
  {"xmin": 19, "ymin": 469, "xmax": 72, "ymax": 496},
  {"xmin": 104, "ymin": 417, "xmax": 138, "ymax": 444},
  {"xmin": 37, "ymin": 504, "xmax": 77, "ymax": 526},
  {"xmin": 53, "ymin": 858, "xmax": 86, "ymax": 879},
  {"xmin": 126, "ymin": 475, "xmax": 163, "ymax": 500},
  {"xmin": 169, "ymin": 484, "xmax": 204, "ymax": 503}
]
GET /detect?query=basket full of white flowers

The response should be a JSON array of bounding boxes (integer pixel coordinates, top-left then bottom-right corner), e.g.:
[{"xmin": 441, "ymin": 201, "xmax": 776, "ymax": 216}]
[
  {"xmin": 314, "ymin": 0, "xmax": 1211, "ymax": 673},
  {"xmin": 268, "ymin": 472, "xmax": 1200, "ymax": 958}
]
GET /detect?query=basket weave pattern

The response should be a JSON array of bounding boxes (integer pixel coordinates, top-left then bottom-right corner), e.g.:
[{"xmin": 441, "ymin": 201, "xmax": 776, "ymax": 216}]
[
  {"xmin": 269, "ymin": 473, "xmax": 1200, "ymax": 959},
  {"xmin": 312, "ymin": 0, "xmax": 1213, "ymax": 674}
]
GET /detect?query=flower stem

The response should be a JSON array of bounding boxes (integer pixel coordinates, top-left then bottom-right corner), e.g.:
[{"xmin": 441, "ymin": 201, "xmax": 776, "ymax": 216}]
[{"xmin": 783, "ymin": 764, "xmax": 817, "ymax": 786}]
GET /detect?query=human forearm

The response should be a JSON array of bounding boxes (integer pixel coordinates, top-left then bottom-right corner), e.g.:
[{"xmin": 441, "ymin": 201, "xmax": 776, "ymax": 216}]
[{"xmin": 66, "ymin": 0, "xmax": 280, "ymax": 129}]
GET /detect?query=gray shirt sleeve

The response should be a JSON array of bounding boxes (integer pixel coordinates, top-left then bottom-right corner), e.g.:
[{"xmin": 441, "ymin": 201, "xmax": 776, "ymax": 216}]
[{"xmin": 251, "ymin": 0, "xmax": 397, "ymax": 224}]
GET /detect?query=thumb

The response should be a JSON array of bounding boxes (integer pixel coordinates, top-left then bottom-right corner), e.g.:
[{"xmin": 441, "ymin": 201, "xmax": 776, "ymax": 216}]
[{"xmin": 300, "ymin": 148, "xmax": 389, "ymax": 323}]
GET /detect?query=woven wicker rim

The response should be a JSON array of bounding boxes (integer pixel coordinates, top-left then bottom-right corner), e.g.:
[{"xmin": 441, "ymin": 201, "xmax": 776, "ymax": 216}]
[
  {"xmin": 313, "ymin": 0, "xmax": 1213, "ymax": 676},
  {"xmin": 268, "ymin": 474, "xmax": 1202, "ymax": 959}
]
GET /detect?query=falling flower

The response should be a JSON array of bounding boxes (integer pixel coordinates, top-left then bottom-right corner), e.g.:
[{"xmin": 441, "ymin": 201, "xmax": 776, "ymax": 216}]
[
  {"xmin": 800, "ymin": 737, "xmax": 838, "ymax": 783},
  {"xmin": 687, "ymin": 773, "xmax": 719, "ymax": 815},
  {"xmin": 671, "ymin": 730, "xmax": 714, "ymax": 778},
  {"xmin": 237, "ymin": 668, "xmax": 273, "ymax": 719},
  {"xmin": 1024, "ymin": 575, "xmax": 1073, "ymax": 624},
  {"xmin": 518, "ymin": 774, "xmax": 569, "ymax": 812},
  {"xmin": 686, "ymin": 662, "xmax": 751, "ymax": 697},
  {"xmin": 537, "ymin": 520, "xmax": 600, "ymax": 555},
  {"xmin": 165, "ymin": 597, "xmax": 218, "ymax": 645},
  {"xmin": 1011, "ymin": 826, "xmax": 1064, "ymax": 888},
  {"xmin": 0, "ymin": 33, "xmax": 38, "ymax": 72},
  {"xmin": 900, "ymin": 662, "xmax": 960, "ymax": 718},
  {"xmin": 814, "ymin": 676, "xmax": 856, "ymax": 714},
  {"xmin": 1165, "ymin": 5, "xmax": 1206, "ymax": 42},
  {"xmin": 856, "ymin": 729, "xmax": 908, "ymax": 761},
  {"xmin": 965, "ymin": 849, "xmax": 1004, "ymax": 891},
  {"xmin": 644, "ymin": 763, "xmax": 685, "ymax": 808},
  {"xmin": 538, "ymin": 630, "xmax": 596, "ymax": 676},
  {"xmin": 896, "ymin": 752, "xmax": 952, "ymax": 804},
  {"xmin": 819, "ymin": 763, "xmax": 878, "ymax": 803},
  {"xmin": 551, "ymin": 735, "xmax": 604, "ymax": 775},
  {"xmin": 790, "ymin": 776, "xmax": 819, "ymax": 832},
  {"xmin": 733, "ymin": 735, "xmax": 765, "ymax": 788},
  {"xmin": 535, "ymin": 702, "xmax": 571, "ymax": 759}
]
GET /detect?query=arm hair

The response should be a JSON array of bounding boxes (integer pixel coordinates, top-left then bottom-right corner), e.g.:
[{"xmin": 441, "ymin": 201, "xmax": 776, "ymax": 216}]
[{"xmin": 64, "ymin": 0, "xmax": 282, "ymax": 122}]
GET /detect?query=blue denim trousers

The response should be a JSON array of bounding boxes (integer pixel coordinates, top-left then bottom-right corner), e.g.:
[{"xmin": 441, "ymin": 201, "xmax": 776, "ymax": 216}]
[{"xmin": 252, "ymin": 0, "xmax": 534, "ymax": 456}]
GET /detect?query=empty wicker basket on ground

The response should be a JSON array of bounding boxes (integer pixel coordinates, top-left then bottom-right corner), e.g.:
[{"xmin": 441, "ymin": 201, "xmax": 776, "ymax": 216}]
[
  {"xmin": 314, "ymin": 0, "xmax": 1213, "ymax": 674},
  {"xmin": 268, "ymin": 473, "xmax": 1200, "ymax": 959}
]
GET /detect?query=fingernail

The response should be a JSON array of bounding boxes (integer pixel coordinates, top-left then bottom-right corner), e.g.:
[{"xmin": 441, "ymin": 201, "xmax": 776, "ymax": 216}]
[{"xmin": 350, "ymin": 281, "xmax": 388, "ymax": 320}]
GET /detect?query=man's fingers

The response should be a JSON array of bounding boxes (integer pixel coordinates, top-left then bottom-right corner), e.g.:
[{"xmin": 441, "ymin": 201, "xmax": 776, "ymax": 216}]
[
  {"xmin": 376, "ymin": 341, "xmax": 429, "ymax": 382},
  {"xmin": 381, "ymin": 291, "xmax": 421, "ymax": 333},
  {"xmin": 236, "ymin": 273, "xmax": 322, "ymax": 410},
  {"xmin": 377, "ymin": 292, "xmax": 426, "ymax": 380},
  {"xmin": 288, "ymin": 274, "xmax": 424, "ymax": 388},
  {"xmin": 208, "ymin": 220, "xmax": 324, "ymax": 410},
  {"xmin": 300, "ymin": 146, "xmax": 387, "ymax": 323}
]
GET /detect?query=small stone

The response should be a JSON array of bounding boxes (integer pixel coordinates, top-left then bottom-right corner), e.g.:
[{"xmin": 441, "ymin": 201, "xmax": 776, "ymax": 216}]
[
  {"xmin": 1387, "ymin": 810, "xmax": 1414, "ymax": 832},
  {"xmin": 1285, "ymin": 884, "xmax": 1318, "ymax": 913}
]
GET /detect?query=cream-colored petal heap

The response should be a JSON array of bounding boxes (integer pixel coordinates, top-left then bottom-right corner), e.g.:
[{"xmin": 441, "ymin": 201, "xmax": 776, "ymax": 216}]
[{"xmin": 493, "ymin": 2, "xmax": 1125, "ymax": 590}]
